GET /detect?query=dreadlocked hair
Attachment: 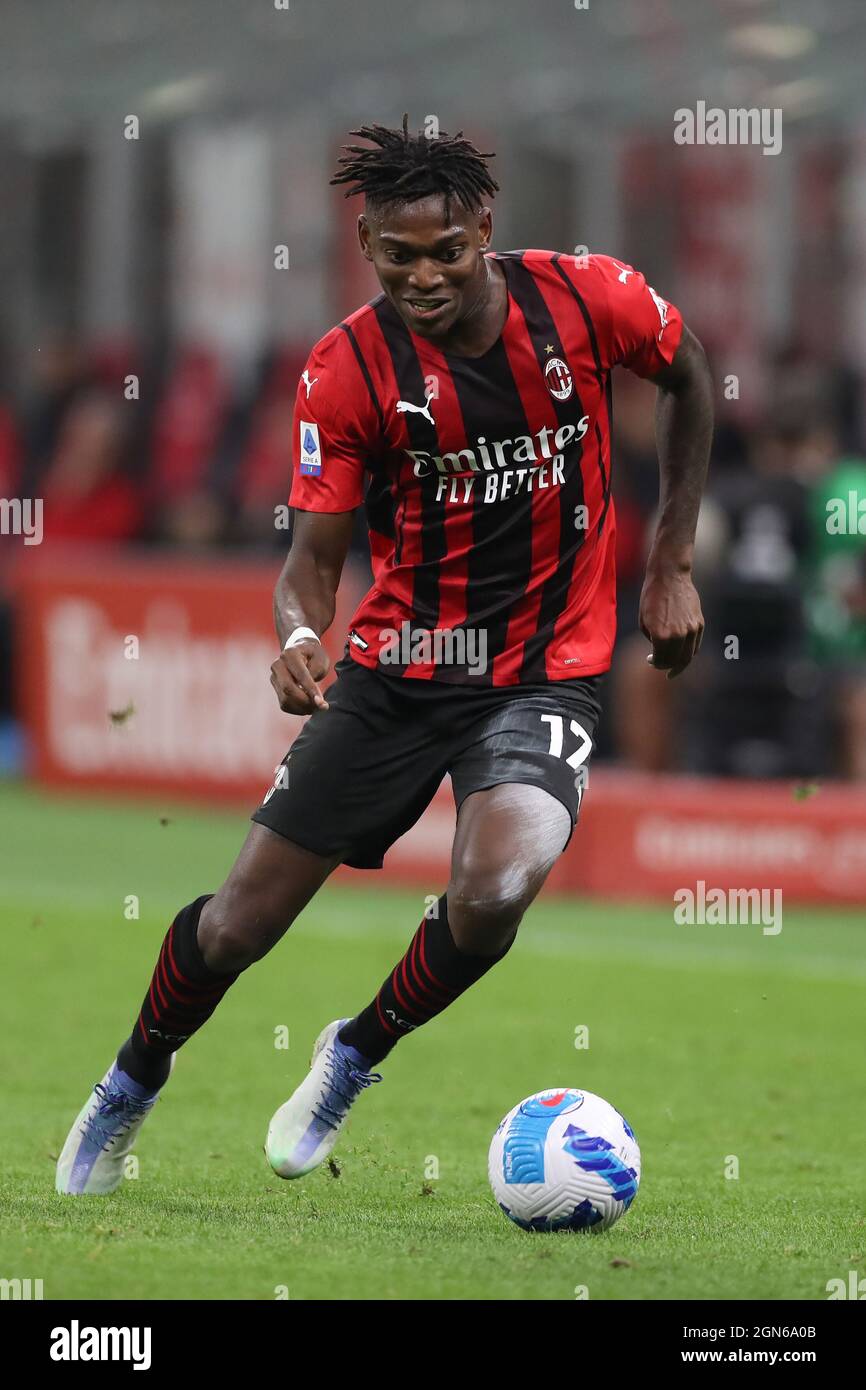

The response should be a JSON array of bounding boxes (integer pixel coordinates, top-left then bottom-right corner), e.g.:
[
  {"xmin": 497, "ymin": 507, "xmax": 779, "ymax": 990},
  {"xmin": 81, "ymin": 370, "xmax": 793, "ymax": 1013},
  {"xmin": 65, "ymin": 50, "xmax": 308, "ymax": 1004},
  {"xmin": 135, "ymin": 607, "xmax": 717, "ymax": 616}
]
[{"xmin": 330, "ymin": 114, "xmax": 499, "ymax": 214}]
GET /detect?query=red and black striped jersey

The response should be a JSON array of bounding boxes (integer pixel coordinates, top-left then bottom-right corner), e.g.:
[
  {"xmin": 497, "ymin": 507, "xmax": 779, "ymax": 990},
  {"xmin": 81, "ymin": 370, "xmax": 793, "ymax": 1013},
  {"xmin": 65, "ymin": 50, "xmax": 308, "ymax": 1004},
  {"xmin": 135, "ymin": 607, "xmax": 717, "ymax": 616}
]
[{"xmin": 290, "ymin": 250, "xmax": 683, "ymax": 686}]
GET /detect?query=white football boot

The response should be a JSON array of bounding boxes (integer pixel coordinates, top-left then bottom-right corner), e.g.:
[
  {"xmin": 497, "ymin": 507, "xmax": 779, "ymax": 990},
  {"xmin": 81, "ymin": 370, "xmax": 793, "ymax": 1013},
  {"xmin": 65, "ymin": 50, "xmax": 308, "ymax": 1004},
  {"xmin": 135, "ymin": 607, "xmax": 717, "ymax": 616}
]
[
  {"xmin": 266, "ymin": 1019, "xmax": 382, "ymax": 1179},
  {"xmin": 55, "ymin": 1056, "xmax": 174, "ymax": 1196}
]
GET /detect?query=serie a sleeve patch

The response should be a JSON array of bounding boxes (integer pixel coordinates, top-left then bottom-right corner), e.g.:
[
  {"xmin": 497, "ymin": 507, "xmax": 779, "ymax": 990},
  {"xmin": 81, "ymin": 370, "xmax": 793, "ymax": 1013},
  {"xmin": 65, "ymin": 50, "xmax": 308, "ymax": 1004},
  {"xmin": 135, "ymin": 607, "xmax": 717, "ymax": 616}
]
[{"xmin": 299, "ymin": 420, "xmax": 322, "ymax": 475}]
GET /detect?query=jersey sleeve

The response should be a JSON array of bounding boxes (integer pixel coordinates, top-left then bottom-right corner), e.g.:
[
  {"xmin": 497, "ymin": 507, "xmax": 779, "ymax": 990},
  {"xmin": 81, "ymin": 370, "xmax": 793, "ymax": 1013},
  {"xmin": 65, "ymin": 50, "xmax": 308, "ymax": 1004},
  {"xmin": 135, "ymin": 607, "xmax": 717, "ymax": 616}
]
[
  {"xmin": 575, "ymin": 254, "xmax": 684, "ymax": 379},
  {"xmin": 289, "ymin": 334, "xmax": 379, "ymax": 513}
]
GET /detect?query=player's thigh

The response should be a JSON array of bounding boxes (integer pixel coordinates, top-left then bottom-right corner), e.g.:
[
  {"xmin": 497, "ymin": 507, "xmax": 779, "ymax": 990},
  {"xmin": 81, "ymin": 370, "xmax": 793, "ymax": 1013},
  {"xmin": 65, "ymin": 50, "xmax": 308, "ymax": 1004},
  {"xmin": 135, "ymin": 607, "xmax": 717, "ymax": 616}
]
[
  {"xmin": 200, "ymin": 823, "xmax": 340, "ymax": 969},
  {"xmin": 447, "ymin": 782, "xmax": 571, "ymax": 945},
  {"xmin": 446, "ymin": 682, "xmax": 601, "ymax": 943}
]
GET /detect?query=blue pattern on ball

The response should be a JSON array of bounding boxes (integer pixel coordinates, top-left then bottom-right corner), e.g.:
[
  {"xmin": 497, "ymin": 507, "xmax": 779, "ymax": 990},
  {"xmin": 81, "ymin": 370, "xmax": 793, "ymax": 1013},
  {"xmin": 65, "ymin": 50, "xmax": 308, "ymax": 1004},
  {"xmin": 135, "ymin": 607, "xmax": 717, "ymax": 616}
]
[
  {"xmin": 500, "ymin": 1091, "xmax": 586, "ymax": 1186},
  {"xmin": 501, "ymin": 1111, "xmax": 554, "ymax": 1185},
  {"xmin": 561, "ymin": 1124, "xmax": 639, "ymax": 1209},
  {"xmin": 499, "ymin": 1198, "xmax": 603, "ymax": 1232}
]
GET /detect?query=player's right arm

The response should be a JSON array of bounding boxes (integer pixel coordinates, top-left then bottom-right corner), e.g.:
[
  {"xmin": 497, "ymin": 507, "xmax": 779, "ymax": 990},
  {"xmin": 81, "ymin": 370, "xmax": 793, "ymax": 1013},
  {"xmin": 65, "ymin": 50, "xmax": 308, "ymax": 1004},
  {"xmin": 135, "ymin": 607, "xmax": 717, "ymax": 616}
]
[
  {"xmin": 270, "ymin": 334, "xmax": 376, "ymax": 715},
  {"xmin": 271, "ymin": 511, "xmax": 354, "ymax": 714}
]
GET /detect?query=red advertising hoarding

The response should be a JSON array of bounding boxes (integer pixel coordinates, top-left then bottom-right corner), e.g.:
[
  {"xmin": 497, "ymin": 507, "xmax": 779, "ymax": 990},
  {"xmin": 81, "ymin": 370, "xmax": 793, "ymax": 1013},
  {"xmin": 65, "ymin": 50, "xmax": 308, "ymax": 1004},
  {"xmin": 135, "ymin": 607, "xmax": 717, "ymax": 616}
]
[
  {"xmin": 12, "ymin": 547, "xmax": 866, "ymax": 904},
  {"xmin": 381, "ymin": 771, "xmax": 866, "ymax": 905},
  {"xmin": 14, "ymin": 546, "xmax": 362, "ymax": 802}
]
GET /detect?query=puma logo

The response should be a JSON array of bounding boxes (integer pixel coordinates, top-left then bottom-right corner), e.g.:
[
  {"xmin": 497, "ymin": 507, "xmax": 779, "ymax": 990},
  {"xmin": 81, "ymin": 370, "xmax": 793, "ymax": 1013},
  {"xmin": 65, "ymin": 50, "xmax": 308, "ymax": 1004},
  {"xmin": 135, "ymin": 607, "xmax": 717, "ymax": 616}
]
[
  {"xmin": 396, "ymin": 386, "xmax": 436, "ymax": 426},
  {"xmin": 301, "ymin": 369, "xmax": 318, "ymax": 399},
  {"xmin": 648, "ymin": 283, "xmax": 670, "ymax": 332},
  {"xmin": 611, "ymin": 261, "xmax": 634, "ymax": 284}
]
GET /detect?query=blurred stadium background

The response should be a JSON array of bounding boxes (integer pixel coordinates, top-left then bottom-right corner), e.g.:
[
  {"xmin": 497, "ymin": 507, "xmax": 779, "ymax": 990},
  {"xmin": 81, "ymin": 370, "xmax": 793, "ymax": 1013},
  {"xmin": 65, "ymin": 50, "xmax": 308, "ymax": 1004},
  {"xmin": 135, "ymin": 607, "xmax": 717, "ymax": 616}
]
[
  {"xmin": 1, "ymin": 0, "xmax": 864, "ymax": 901},
  {"xmin": 2, "ymin": 0, "xmax": 866, "ymax": 1304}
]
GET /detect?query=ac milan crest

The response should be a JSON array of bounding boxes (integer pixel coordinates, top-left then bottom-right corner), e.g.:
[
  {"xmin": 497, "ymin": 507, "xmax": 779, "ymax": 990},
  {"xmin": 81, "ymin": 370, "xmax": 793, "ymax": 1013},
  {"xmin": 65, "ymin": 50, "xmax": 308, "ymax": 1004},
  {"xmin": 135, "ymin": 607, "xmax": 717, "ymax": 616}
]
[{"xmin": 544, "ymin": 356, "xmax": 573, "ymax": 401}]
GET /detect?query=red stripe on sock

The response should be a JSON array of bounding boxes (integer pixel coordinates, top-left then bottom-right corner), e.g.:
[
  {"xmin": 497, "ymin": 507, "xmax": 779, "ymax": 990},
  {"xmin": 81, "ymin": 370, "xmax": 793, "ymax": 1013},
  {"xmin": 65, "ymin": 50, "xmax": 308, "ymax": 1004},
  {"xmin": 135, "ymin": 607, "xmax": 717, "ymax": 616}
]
[
  {"xmin": 151, "ymin": 953, "xmax": 170, "ymax": 1013},
  {"xmin": 408, "ymin": 926, "xmax": 453, "ymax": 1003},
  {"xmin": 415, "ymin": 917, "xmax": 450, "ymax": 995},
  {"xmin": 158, "ymin": 951, "xmax": 224, "ymax": 1008},
  {"xmin": 165, "ymin": 920, "xmax": 208, "ymax": 992},
  {"xmin": 391, "ymin": 960, "xmax": 427, "ymax": 1021},
  {"xmin": 374, "ymin": 992, "xmax": 400, "ymax": 1036},
  {"xmin": 148, "ymin": 973, "xmax": 212, "ymax": 1033},
  {"xmin": 400, "ymin": 943, "xmax": 432, "ymax": 1005},
  {"xmin": 398, "ymin": 949, "xmax": 448, "ymax": 1019},
  {"xmin": 147, "ymin": 980, "xmax": 163, "ymax": 1028}
]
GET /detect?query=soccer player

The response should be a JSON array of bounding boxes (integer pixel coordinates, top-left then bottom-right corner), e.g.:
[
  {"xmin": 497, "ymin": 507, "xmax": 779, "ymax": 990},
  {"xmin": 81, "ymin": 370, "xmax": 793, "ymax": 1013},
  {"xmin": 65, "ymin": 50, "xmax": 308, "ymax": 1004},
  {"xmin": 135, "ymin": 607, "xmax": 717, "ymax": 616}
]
[{"xmin": 57, "ymin": 118, "xmax": 712, "ymax": 1195}]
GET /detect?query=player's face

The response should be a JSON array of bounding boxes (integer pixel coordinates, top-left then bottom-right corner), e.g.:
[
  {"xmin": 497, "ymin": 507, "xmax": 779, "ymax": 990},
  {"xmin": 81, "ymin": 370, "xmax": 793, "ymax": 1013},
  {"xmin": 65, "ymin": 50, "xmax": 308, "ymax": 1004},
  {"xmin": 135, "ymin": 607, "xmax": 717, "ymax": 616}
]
[{"xmin": 359, "ymin": 196, "xmax": 492, "ymax": 339}]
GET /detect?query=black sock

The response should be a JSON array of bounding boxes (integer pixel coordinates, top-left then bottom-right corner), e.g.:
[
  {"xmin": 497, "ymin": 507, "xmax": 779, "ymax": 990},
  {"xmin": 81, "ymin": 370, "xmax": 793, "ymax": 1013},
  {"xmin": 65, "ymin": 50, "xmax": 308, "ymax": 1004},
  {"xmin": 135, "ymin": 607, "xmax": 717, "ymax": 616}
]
[
  {"xmin": 116, "ymin": 895, "xmax": 239, "ymax": 1089},
  {"xmin": 339, "ymin": 895, "xmax": 514, "ymax": 1066}
]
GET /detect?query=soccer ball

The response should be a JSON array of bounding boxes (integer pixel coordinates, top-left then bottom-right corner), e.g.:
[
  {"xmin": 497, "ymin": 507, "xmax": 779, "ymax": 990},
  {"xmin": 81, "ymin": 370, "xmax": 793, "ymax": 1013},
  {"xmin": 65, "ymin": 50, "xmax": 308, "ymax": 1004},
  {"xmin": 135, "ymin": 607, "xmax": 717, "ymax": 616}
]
[{"xmin": 488, "ymin": 1087, "xmax": 640, "ymax": 1233}]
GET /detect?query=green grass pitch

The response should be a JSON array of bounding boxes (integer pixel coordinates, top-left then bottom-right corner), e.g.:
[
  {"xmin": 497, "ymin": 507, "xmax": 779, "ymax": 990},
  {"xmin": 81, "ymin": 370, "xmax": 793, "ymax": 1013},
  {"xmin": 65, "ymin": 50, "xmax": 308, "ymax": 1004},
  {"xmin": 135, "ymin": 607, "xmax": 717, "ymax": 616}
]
[{"xmin": 1, "ymin": 780, "xmax": 864, "ymax": 1301}]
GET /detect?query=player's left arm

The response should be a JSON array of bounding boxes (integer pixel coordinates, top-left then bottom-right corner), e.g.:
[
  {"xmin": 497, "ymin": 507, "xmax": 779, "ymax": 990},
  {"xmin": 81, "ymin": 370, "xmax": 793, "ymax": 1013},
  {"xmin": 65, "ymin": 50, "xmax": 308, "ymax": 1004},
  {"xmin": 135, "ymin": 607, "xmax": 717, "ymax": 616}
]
[
  {"xmin": 571, "ymin": 254, "xmax": 714, "ymax": 677},
  {"xmin": 643, "ymin": 324, "xmax": 714, "ymax": 679}
]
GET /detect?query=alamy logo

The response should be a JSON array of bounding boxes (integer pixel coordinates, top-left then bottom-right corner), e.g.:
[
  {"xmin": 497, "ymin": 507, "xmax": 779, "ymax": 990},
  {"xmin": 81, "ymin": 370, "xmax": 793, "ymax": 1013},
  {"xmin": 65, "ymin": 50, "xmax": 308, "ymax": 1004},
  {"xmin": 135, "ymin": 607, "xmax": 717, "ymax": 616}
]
[
  {"xmin": 0, "ymin": 497, "xmax": 43, "ymax": 545},
  {"xmin": 0, "ymin": 1277, "xmax": 43, "ymax": 1300},
  {"xmin": 826, "ymin": 1270, "xmax": 866, "ymax": 1299},
  {"xmin": 50, "ymin": 1321, "xmax": 152, "ymax": 1370},
  {"xmin": 396, "ymin": 386, "xmax": 436, "ymax": 426},
  {"xmin": 674, "ymin": 101, "xmax": 782, "ymax": 156},
  {"xmin": 378, "ymin": 620, "xmax": 487, "ymax": 676},
  {"xmin": 825, "ymin": 491, "xmax": 866, "ymax": 535},
  {"xmin": 674, "ymin": 880, "xmax": 782, "ymax": 935}
]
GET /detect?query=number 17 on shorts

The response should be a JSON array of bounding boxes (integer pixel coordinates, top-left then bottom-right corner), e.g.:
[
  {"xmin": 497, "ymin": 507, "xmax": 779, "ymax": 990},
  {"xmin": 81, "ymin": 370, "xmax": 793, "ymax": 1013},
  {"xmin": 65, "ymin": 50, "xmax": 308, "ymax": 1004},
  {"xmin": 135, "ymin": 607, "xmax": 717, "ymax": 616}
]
[{"xmin": 540, "ymin": 713, "xmax": 593, "ymax": 812}]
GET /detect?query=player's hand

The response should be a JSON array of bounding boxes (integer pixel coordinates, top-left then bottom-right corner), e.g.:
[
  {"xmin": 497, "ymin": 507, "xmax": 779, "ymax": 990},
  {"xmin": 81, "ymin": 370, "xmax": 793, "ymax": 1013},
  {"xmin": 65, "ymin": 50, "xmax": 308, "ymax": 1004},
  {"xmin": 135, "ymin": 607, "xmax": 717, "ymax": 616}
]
[
  {"xmin": 270, "ymin": 639, "xmax": 331, "ymax": 713},
  {"xmin": 639, "ymin": 568, "xmax": 704, "ymax": 680}
]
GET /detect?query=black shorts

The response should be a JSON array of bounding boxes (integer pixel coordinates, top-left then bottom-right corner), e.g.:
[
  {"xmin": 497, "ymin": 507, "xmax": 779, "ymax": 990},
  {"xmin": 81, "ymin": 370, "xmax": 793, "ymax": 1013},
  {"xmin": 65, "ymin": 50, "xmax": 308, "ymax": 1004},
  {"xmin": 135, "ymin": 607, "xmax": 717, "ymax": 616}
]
[{"xmin": 251, "ymin": 654, "xmax": 604, "ymax": 869}]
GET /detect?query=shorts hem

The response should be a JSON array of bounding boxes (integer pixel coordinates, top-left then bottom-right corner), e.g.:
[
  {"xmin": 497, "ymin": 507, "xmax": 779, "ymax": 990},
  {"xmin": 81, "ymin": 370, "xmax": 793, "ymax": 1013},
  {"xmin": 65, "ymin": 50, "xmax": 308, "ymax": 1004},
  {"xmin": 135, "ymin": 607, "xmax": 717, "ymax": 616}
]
[
  {"xmin": 250, "ymin": 809, "xmax": 387, "ymax": 870},
  {"xmin": 451, "ymin": 774, "xmax": 578, "ymax": 851}
]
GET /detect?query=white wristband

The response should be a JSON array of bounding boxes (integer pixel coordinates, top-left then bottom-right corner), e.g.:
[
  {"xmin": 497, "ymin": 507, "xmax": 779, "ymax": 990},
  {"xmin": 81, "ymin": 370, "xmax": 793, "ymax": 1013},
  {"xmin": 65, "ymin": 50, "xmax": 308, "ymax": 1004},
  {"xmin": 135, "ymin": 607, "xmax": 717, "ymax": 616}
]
[{"xmin": 283, "ymin": 626, "xmax": 319, "ymax": 650}]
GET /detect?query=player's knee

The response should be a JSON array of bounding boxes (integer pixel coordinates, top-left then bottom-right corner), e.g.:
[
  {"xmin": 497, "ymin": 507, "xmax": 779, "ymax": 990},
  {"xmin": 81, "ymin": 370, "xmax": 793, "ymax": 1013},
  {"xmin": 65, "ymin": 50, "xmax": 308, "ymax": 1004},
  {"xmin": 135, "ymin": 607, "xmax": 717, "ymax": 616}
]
[
  {"xmin": 447, "ymin": 866, "xmax": 535, "ymax": 953},
  {"xmin": 198, "ymin": 889, "xmax": 291, "ymax": 972}
]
